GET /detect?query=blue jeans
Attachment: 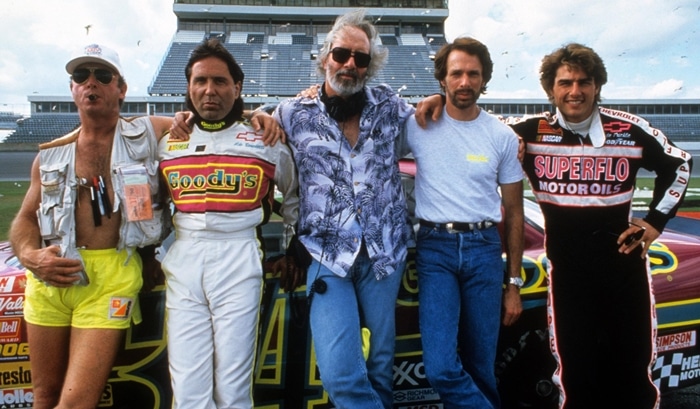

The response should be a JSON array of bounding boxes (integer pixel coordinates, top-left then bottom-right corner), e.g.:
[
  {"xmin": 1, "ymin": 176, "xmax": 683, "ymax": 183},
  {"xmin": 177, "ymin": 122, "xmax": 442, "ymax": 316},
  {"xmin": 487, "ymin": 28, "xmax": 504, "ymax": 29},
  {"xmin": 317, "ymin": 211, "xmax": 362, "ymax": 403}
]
[
  {"xmin": 417, "ymin": 225, "xmax": 503, "ymax": 409},
  {"xmin": 307, "ymin": 248, "xmax": 404, "ymax": 409}
]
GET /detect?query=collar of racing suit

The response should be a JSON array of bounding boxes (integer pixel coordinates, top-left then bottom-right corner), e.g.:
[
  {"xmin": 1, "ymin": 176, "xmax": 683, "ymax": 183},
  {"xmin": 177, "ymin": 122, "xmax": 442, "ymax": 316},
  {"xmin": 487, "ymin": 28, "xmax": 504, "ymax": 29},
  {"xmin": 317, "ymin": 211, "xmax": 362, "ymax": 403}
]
[{"xmin": 556, "ymin": 105, "xmax": 605, "ymax": 148}]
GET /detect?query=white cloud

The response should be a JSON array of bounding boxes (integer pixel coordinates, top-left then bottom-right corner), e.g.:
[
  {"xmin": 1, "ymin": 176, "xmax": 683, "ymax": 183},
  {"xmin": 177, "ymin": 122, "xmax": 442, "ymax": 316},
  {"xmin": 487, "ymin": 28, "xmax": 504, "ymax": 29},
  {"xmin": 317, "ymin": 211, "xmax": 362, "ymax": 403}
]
[
  {"xmin": 444, "ymin": 0, "xmax": 699, "ymax": 100},
  {"xmin": 0, "ymin": 0, "xmax": 697, "ymax": 114}
]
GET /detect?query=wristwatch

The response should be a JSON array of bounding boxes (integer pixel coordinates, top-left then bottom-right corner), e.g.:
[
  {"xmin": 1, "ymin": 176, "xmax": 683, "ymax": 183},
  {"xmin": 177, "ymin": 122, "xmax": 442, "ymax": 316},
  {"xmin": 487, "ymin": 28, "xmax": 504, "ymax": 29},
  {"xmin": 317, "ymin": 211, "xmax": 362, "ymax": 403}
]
[{"xmin": 507, "ymin": 276, "xmax": 524, "ymax": 289}]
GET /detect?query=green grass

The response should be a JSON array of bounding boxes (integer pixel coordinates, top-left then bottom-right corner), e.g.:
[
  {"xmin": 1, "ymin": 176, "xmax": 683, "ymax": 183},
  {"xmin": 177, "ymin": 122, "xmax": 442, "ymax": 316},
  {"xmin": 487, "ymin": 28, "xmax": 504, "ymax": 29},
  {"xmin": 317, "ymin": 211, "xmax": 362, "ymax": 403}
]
[
  {"xmin": 1, "ymin": 177, "xmax": 698, "ymax": 242},
  {"xmin": 0, "ymin": 181, "xmax": 28, "ymax": 241}
]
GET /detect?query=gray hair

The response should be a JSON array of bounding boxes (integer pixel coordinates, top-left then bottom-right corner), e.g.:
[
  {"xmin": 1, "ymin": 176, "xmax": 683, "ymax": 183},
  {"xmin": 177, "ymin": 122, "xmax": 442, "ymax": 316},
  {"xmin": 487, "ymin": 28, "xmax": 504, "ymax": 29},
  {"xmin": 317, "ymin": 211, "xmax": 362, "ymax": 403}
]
[{"xmin": 316, "ymin": 8, "xmax": 387, "ymax": 80}]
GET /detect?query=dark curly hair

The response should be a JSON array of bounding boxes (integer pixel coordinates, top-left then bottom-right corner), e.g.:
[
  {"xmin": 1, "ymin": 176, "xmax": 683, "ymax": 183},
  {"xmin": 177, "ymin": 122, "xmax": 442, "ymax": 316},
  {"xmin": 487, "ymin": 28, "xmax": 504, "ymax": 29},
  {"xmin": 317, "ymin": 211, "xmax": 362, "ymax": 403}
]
[{"xmin": 539, "ymin": 43, "xmax": 607, "ymax": 103}]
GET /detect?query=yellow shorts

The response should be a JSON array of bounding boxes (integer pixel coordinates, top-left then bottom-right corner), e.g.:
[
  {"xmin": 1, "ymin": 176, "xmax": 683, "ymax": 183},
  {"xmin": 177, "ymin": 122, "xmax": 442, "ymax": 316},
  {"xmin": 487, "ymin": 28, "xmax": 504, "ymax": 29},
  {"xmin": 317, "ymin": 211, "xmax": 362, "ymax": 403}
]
[{"xmin": 24, "ymin": 248, "xmax": 143, "ymax": 329}]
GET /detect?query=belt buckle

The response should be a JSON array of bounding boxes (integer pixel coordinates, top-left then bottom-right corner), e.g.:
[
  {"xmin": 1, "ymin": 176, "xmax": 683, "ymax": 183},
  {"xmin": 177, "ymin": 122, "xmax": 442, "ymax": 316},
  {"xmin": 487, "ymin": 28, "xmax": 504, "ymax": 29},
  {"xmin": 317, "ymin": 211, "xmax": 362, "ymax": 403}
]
[{"xmin": 446, "ymin": 223, "xmax": 460, "ymax": 234}]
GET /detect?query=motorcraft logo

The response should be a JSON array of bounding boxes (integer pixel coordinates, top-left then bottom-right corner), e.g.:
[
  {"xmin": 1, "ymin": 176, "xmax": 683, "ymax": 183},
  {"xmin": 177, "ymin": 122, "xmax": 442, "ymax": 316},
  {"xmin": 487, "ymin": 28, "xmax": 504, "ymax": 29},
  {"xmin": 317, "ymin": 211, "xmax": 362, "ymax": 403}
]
[{"xmin": 653, "ymin": 352, "xmax": 700, "ymax": 390}]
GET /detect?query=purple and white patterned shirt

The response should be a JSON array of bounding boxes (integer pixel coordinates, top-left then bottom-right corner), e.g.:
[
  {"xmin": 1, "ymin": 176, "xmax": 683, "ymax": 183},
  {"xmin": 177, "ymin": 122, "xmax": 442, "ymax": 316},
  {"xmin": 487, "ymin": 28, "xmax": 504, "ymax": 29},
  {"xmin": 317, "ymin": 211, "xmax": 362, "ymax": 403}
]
[{"xmin": 275, "ymin": 84, "xmax": 414, "ymax": 279}]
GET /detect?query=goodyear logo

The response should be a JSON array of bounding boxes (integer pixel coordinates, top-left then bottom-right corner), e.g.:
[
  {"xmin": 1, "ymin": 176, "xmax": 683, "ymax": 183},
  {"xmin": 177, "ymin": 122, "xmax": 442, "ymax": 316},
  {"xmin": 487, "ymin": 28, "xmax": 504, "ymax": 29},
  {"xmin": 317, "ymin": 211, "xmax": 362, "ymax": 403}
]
[{"xmin": 109, "ymin": 297, "xmax": 133, "ymax": 320}]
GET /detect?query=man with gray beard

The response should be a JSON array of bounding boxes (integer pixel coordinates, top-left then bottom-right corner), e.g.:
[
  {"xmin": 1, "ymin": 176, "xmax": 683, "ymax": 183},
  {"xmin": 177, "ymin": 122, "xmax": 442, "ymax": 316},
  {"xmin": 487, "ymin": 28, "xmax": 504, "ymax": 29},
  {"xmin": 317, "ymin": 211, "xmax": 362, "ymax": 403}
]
[{"xmin": 274, "ymin": 8, "xmax": 414, "ymax": 409}]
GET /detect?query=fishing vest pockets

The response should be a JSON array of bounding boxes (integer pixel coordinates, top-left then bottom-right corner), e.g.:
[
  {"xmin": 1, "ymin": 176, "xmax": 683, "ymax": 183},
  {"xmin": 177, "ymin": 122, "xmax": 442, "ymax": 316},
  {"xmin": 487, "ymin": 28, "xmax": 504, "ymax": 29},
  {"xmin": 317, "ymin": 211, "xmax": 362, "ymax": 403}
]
[
  {"xmin": 121, "ymin": 121, "xmax": 151, "ymax": 161},
  {"xmin": 37, "ymin": 162, "xmax": 73, "ymax": 242},
  {"xmin": 113, "ymin": 163, "xmax": 168, "ymax": 248}
]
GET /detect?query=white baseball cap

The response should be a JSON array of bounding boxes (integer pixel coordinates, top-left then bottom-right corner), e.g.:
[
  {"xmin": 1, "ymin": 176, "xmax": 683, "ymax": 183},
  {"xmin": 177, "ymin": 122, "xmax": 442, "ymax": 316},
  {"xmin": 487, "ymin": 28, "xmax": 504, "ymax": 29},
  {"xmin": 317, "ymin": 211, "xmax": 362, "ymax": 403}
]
[{"xmin": 65, "ymin": 43, "xmax": 123, "ymax": 76}]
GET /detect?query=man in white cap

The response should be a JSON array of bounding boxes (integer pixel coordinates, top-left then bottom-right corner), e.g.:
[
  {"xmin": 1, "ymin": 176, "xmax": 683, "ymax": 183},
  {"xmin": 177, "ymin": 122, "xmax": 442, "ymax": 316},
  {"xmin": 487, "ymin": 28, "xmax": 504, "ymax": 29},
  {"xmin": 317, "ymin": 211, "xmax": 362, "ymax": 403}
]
[
  {"xmin": 11, "ymin": 41, "xmax": 282, "ymax": 408},
  {"xmin": 9, "ymin": 43, "xmax": 176, "ymax": 409}
]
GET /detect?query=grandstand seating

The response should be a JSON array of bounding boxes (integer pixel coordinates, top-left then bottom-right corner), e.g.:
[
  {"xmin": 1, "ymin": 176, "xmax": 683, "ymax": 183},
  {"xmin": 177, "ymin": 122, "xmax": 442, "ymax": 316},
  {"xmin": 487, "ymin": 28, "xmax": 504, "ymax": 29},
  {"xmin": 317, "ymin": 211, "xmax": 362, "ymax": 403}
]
[
  {"xmin": 0, "ymin": 112, "xmax": 23, "ymax": 129},
  {"xmin": 4, "ymin": 114, "xmax": 80, "ymax": 144},
  {"xmin": 644, "ymin": 115, "xmax": 700, "ymax": 142},
  {"xmin": 148, "ymin": 31, "xmax": 442, "ymax": 97},
  {"xmin": 5, "ymin": 22, "xmax": 698, "ymax": 147}
]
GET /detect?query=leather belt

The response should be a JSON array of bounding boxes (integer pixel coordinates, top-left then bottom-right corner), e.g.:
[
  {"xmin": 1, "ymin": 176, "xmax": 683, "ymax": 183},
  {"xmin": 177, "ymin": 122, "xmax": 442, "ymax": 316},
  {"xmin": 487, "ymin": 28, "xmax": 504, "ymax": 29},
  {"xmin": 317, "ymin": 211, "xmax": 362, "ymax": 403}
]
[{"xmin": 419, "ymin": 219, "xmax": 495, "ymax": 233}]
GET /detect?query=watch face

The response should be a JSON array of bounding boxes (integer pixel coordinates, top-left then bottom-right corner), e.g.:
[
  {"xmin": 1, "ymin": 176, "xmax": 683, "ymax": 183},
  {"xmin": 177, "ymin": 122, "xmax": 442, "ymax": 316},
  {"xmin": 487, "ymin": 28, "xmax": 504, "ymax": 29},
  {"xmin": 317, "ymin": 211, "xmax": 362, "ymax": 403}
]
[{"xmin": 509, "ymin": 277, "xmax": 524, "ymax": 288}]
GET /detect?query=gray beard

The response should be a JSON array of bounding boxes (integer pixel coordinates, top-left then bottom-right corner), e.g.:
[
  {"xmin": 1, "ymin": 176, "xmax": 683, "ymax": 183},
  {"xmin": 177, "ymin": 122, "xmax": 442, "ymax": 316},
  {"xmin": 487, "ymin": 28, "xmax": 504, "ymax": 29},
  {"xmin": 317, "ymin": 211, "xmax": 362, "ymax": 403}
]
[{"xmin": 326, "ymin": 69, "xmax": 366, "ymax": 96}]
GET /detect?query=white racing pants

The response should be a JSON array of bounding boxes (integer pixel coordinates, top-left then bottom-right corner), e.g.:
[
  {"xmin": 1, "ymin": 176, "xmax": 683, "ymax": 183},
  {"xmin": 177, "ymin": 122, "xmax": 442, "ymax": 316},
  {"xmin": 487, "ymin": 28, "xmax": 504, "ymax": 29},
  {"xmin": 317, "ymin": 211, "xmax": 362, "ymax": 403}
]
[{"xmin": 162, "ymin": 228, "xmax": 263, "ymax": 409}]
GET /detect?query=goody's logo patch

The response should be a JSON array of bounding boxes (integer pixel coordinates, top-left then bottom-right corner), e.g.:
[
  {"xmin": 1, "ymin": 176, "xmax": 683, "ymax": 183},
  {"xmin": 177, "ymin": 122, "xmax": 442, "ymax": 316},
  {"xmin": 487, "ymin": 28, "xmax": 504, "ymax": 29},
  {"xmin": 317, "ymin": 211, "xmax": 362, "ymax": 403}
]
[{"xmin": 109, "ymin": 297, "xmax": 134, "ymax": 320}]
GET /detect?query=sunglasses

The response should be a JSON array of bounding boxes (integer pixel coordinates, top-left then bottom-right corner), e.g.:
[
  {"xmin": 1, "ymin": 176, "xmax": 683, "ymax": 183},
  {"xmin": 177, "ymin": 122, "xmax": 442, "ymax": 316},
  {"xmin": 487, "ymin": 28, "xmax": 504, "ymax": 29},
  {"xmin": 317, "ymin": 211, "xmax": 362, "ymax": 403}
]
[
  {"xmin": 71, "ymin": 67, "xmax": 115, "ymax": 85},
  {"xmin": 330, "ymin": 47, "xmax": 371, "ymax": 68}
]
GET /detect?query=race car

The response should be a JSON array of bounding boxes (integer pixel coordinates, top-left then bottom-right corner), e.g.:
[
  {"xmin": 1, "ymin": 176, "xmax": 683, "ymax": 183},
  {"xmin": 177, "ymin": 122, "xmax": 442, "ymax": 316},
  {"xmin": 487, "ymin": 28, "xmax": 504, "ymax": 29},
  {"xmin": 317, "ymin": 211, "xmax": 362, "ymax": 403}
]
[{"xmin": 1, "ymin": 158, "xmax": 699, "ymax": 408}]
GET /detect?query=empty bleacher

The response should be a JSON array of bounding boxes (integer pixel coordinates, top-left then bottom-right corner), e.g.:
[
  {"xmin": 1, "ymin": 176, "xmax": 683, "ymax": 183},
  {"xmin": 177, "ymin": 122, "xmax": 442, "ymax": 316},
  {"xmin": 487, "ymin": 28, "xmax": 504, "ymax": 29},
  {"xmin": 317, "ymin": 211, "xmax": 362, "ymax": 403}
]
[
  {"xmin": 0, "ymin": 112, "xmax": 23, "ymax": 130},
  {"xmin": 643, "ymin": 115, "xmax": 700, "ymax": 142},
  {"xmin": 4, "ymin": 114, "xmax": 80, "ymax": 144},
  {"xmin": 148, "ymin": 31, "xmax": 441, "ymax": 98}
]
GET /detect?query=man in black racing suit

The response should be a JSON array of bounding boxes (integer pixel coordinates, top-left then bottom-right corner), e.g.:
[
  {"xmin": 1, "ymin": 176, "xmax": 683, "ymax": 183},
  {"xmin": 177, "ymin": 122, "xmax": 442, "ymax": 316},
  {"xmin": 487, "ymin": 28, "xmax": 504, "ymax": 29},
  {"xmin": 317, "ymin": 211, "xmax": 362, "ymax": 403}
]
[{"xmin": 510, "ymin": 43, "xmax": 693, "ymax": 409}]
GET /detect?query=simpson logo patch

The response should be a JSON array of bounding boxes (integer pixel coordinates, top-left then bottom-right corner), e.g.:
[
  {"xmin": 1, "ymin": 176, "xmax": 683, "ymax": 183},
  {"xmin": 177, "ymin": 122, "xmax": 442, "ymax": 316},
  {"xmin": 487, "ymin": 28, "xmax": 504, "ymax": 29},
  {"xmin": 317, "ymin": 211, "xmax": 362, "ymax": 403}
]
[
  {"xmin": 657, "ymin": 331, "xmax": 697, "ymax": 352},
  {"xmin": 109, "ymin": 297, "xmax": 134, "ymax": 320}
]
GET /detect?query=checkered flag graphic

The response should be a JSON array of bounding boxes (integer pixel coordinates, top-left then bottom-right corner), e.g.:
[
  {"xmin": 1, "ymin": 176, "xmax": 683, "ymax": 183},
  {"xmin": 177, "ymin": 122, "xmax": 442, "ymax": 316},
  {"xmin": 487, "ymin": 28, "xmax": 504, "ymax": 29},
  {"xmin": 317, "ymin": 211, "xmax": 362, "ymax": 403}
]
[{"xmin": 653, "ymin": 353, "xmax": 683, "ymax": 389}]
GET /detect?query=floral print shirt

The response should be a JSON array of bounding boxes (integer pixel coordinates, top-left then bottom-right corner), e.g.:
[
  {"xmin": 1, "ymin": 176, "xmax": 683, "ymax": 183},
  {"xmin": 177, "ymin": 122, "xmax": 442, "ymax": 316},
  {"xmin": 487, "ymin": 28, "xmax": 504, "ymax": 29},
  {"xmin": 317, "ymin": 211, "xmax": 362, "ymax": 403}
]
[{"xmin": 275, "ymin": 85, "xmax": 414, "ymax": 279}]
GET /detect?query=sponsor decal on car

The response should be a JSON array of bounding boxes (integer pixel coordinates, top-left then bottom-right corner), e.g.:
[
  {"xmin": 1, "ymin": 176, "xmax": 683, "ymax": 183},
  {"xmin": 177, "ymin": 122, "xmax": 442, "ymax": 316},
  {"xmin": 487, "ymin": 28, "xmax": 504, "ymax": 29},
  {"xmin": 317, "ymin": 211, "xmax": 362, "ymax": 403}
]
[
  {"xmin": 653, "ymin": 351, "xmax": 700, "ymax": 390},
  {"xmin": 657, "ymin": 331, "xmax": 697, "ymax": 352},
  {"xmin": 0, "ymin": 387, "xmax": 33, "ymax": 407}
]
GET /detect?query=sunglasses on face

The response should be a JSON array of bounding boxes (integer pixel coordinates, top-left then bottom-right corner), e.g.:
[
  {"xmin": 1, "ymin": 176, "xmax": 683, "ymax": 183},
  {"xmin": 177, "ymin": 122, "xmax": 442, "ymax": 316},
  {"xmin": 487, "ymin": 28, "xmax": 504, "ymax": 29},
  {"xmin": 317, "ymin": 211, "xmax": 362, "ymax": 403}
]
[
  {"xmin": 330, "ymin": 47, "xmax": 371, "ymax": 68},
  {"xmin": 71, "ymin": 67, "xmax": 115, "ymax": 85}
]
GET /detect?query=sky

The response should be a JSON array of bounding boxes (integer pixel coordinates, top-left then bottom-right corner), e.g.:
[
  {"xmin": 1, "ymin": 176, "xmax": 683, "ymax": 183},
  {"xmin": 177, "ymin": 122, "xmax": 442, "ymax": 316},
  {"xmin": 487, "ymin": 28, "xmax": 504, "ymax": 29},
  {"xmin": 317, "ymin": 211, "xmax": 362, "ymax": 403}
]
[{"xmin": 0, "ymin": 0, "xmax": 698, "ymax": 115}]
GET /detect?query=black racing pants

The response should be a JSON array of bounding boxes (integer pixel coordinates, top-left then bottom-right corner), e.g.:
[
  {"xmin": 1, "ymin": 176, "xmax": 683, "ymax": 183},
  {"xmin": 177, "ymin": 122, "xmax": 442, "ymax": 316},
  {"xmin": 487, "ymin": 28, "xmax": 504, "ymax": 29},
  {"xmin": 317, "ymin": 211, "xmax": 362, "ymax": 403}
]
[{"xmin": 547, "ymin": 232, "xmax": 659, "ymax": 409}]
